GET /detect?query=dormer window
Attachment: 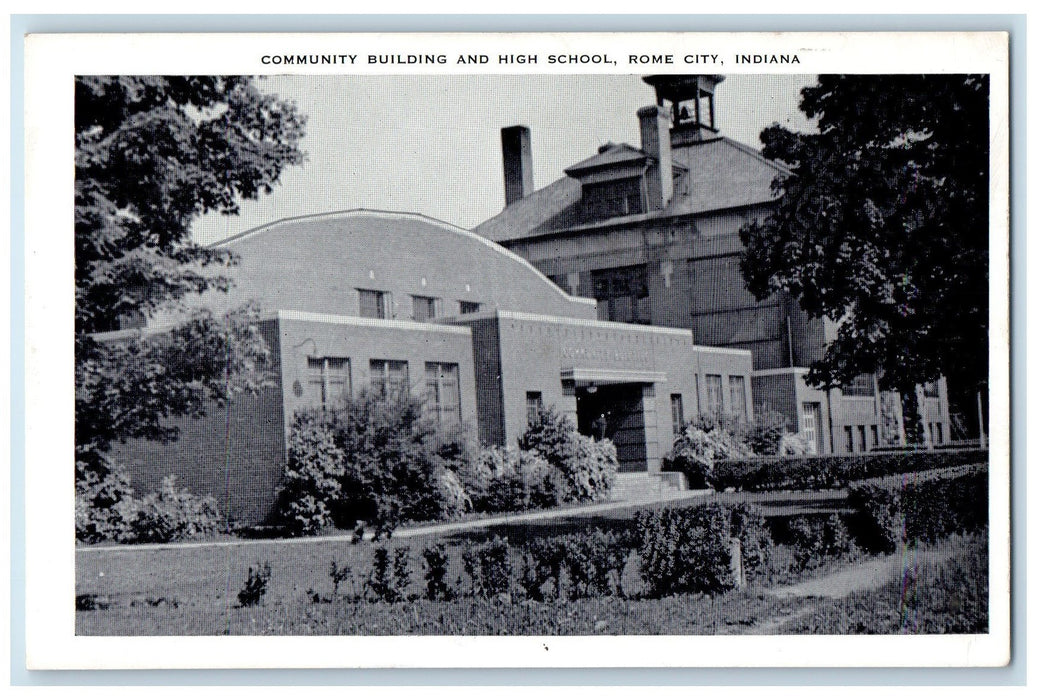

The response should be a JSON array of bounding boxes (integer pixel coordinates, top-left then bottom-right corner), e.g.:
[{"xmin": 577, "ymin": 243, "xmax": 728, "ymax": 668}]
[{"xmin": 581, "ymin": 177, "xmax": 644, "ymax": 221}]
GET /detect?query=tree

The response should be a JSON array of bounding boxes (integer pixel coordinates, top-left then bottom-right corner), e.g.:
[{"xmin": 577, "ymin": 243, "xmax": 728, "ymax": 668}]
[
  {"xmin": 75, "ymin": 77, "xmax": 306, "ymax": 469},
  {"xmin": 739, "ymin": 75, "xmax": 989, "ymax": 413}
]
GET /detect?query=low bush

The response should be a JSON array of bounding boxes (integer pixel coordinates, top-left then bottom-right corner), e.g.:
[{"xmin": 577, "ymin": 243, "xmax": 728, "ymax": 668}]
[
  {"xmin": 746, "ymin": 410, "xmax": 788, "ymax": 456},
  {"xmin": 712, "ymin": 448, "xmax": 989, "ymax": 492},
  {"xmin": 728, "ymin": 504, "xmax": 773, "ymax": 583},
  {"xmin": 422, "ymin": 544, "xmax": 454, "ymax": 601},
  {"xmin": 783, "ymin": 515, "xmax": 858, "ymax": 571},
  {"xmin": 130, "ymin": 476, "xmax": 222, "ymax": 544},
  {"xmin": 366, "ymin": 546, "xmax": 413, "ymax": 603},
  {"xmin": 461, "ymin": 536, "xmax": 514, "ymax": 598},
  {"xmin": 237, "ymin": 562, "xmax": 272, "ymax": 608},
  {"xmin": 661, "ymin": 419, "xmax": 754, "ymax": 488},
  {"xmin": 518, "ymin": 528, "xmax": 634, "ymax": 600},
  {"xmin": 518, "ymin": 406, "xmax": 617, "ymax": 503},
  {"xmin": 635, "ymin": 503, "xmax": 737, "ymax": 597},
  {"xmin": 75, "ymin": 456, "xmax": 138, "ymax": 544},
  {"xmin": 462, "ymin": 445, "xmax": 563, "ymax": 513},
  {"xmin": 847, "ymin": 466, "xmax": 989, "ymax": 553}
]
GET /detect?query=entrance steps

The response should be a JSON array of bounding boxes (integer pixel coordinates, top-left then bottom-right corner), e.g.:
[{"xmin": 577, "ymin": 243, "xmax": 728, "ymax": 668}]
[{"xmin": 610, "ymin": 471, "xmax": 689, "ymax": 503}]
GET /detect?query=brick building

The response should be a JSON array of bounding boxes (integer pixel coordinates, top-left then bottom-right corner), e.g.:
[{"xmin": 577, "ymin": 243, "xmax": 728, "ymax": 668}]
[
  {"xmin": 108, "ymin": 209, "xmax": 753, "ymax": 524},
  {"xmin": 475, "ymin": 74, "xmax": 951, "ymax": 455}
]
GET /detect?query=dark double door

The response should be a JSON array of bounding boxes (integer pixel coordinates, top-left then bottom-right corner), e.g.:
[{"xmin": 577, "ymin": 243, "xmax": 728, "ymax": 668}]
[{"xmin": 576, "ymin": 383, "xmax": 648, "ymax": 472}]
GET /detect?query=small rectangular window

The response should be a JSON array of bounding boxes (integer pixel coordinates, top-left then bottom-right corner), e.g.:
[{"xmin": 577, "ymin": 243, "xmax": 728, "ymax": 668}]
[
  {"xmin": 670, "ymin": 394, "xmax": 685, "ymax": 431},
  {"xmin": 370, "ymin": 359, "xmax": 409, "ymax": 398},
  {"xmin": 358, "ymin": 289, "xmax": 392, "ymax": 319},
  {"xmin": 728, "ymin": 375, "xmax": 748, "ymax": 420},
  {"xmin": 459, "ymin": 300, "xmax": 481, "ymax": 315},
  {"xmin": 870, "ymin": 424, "xmax": 879, "ymax": 447},
  {"xmin": 935, "ymin": 422, "xmax": 944, "ymax": 443},
  {"xmin": 411, "ymin": 295, "xmax": 438, "ymax": 322},
  {"xmin": 844, "ymin": 426, "xmax": 855, "ymax": 453},
  {"xmin": 306, "ymin": 356, "xmax": 352, "ymax": 412},
  {"xmin": 857, "ymin": 425, "xmax": 868, "ymax": 452},
  {"xmin": 705, "ymin": 374, "xmax": 724, "ymax": 416},
  {"xmin": 526, "ymin": 391, "xmax": 543, "ymax": 426},
  {"xmin": 842, "ymin": 374, "xmax": 876, "ymax": 397}
]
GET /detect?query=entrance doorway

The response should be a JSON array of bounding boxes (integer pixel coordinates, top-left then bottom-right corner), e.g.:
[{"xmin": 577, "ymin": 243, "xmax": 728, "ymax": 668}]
[{"xmin": 576, "ymin": 383, "xmax": 649, "ymax": 472}]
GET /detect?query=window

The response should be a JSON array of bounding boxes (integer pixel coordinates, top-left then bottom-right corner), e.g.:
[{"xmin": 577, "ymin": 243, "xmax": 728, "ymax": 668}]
[
  {"xmin": 546, "ymin": 274, "xmax": 572, "ymax": 294},
  {"xmin": 459, "ymin": 300, "xmax": 481, "ymax": 315},
  {"xmin": 670, "ymin": 394, "xmax": 685, "ymax": 431},
  {"xmin": 591, "ymin": 265, "xmax": 650, "ymax": 324},
  {"xmin": 705, "ymin": 374, "xmax": 724, "ymax": 416},
  {"xmin": 842, "ymin": 373, "xmax": 876, "ymax": 397},
  {"xmin": 411, "ymin": 295, "xmax": 438, "ymax": 322},
  {"xmin": 581, "ymin": 177, "xmax": 644, "ymax": 221},
  {"xmin": 857, "ymin": 425, "xmax": 868, "ymax": 452},
  {"xmin": 728, "ymin": 375, "xmax": 748, "ymax": 421},
  {"xmin": 844, "ymin": 426, "xmax": 855, "ymax": 453},
  {"xmin": 358, "ymin": 289, "xmax": 392, "ymax": 319},
  {"xmin": 801, "ymin": 403, "xmax": 820, "ymax": 455},
  {"xmin": 870, "ymin": 424, "xmax": 879, "ymax": 447},
  {"xmin": 923, "ymin": 381, "xmax": 940, "ymax": 398},
  {"xmin": 370, "ymin": 359, "xmax": 409, "ymax": 398},
  {"xmin": 935, "ymin": 422, "xmax": 944, "ymax": 443},
  {"xmin": 425, "ymin": 363, "xmax": 461, "ymax": 431},
  {"xmin": 526, "ymin": 391, "xmax": 543, "ymax": 426},
  {"xmin": 306, "ymin": 356, "xmax": 351, "ymax": 412}
]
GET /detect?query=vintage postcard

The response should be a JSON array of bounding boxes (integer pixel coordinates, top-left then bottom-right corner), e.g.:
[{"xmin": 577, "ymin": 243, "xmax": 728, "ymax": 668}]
[{"xmin": 22, "ymin": 31, "xmax": 1010, "ymax": 669}]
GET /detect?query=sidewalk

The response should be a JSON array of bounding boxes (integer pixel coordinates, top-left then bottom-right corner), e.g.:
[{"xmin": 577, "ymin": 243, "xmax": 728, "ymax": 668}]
[{"xmin": 77, "ymin": 488, "xmax": 715, "ymax": 555}]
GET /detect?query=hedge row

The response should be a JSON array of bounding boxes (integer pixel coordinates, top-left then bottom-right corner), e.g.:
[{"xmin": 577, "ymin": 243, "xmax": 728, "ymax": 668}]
[
  {"xmin": 712, "ymin": 448, "xmax": 989, "ymax": 492},
  {"xmin": 847, "ymin": 465, "xmax": 989, "ymax": 553}
]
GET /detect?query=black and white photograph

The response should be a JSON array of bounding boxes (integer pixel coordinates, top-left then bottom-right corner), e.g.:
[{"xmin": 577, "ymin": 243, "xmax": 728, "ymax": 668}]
[{"xmin": 22, "ymin": 31, "xmax": 1011, "ymax": 669}]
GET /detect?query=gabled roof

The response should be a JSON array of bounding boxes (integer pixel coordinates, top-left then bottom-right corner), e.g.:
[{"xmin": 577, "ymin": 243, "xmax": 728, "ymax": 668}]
[
  {"xmin": 475, "ymin": 136, "xmax": 791, "ymax": 243},
  {"xmin": 564, "ymin": 142, "xmax": 647, "ymax": 176}
]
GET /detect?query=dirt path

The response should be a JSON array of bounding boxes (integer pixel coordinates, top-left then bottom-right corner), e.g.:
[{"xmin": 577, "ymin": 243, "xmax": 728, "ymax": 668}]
[{"xmin": 744, "ymin": 545, "xmax": 958, "ymax": 634}]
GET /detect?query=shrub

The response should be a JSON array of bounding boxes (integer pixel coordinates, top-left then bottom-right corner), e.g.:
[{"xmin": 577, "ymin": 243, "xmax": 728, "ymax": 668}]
[
  {"xmin": 75, "ymin": 456, "xmax": 138, "ymax": 544},
  {"xmin": 463, "ymin": 446, "xmax": 563, "ymax": 513},
  {"xmin": 746, "ymin": 410, "xmax": 788, "ymax": 456},
  {"xmin": 713, "ymin": 448, "xmax": 989, "ymax": 492},
  {"xmin": 662, "ymin": 419, "xmax": 753, "ymax": 488},
  {"xmin": 130, "ymin": 476, "xmax": 222, "ymax": 544},
  {"xmin": 366, "ymin": 546, "xmax": 413, "ymax": 603},
  {"xmin": 237, "ymin": 562, "xmax": 271, "ymax": 607},
  {"xmin": 422, "ymin": 544, "xmax": 454, "ymax": 601},
  {"xmin": 635, "ymin": 503, "xmax": 739, "ymax": 597},
  {"xmin": 518, "ymin": 405, "xmax": 616, "ymax": 503},
  {"xmin": 778, "ymin": 432, "xmax": 816, "ymax": 456},
  {"xmin": 329, "ymin": 561, "xmax": 353, "ymax": 599},
  {"xmin": 461, "ymin": 536, "xmax": 514, "ymax": 598},
  {"xmin": 784, "ymin": 515, "xmax": 858, "ymax": 570},
  {"xmin": 274, "ymin": 411, "xmax": 346, "ymax": 536},
  {"xmin": 275, "ymin": 390, "xmax": 472, "ymax": 539},
  {"xmin": 847, "ymin": 466, "xmax": 988, "ymax": 553}
]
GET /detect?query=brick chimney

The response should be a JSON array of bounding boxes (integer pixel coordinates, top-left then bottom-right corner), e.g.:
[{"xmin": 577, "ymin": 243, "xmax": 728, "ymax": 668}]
[
  {"xmin": 501, "ymin": 125, "xmax": 534, "ymax": 206},
  {"xmin": 637, "ymin": 105, "xmax": 673, "ymax": 211}
]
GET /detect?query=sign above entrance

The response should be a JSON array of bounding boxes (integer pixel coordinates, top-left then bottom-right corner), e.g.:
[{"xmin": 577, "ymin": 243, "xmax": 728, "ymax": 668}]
[{"xmin": 561, "ymin": 367, "xmax": 667, "ymax": 385}]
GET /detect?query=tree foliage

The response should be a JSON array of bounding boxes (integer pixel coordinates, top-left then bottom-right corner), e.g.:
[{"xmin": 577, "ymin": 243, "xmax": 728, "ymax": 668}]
[
  {"xmin": 75, "ymin": 76, "xmax": 306, "ymax": 462},
  {"xmin": 739, "ymin": 75, "xmax": 989, "ymax": 395}
]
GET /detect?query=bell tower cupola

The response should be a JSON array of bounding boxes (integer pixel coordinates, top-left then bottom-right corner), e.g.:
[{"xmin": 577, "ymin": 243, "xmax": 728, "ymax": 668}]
[{"xmin": 642, "ymin": 74, "xmax": 725, "ymax": 146}]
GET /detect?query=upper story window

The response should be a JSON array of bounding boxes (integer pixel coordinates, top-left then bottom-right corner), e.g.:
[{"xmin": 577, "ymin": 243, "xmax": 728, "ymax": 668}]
[
  {"xmin": 358, "ymin": 289, "xmax": 392, "ymax": 320},
  {"xmin": 591, "ymin": 264, "xmax": 650, "ymax": 324},
  {"xmin": 581, "ymin": 177, "xmax": 644, "ymax": 222},
  {"xmin": 458, "ymin": 300, "xmax": 481, "ymax": 315},
  {"xmin": 842, "ymin": 373, "xmax": 876, "ymax": 397},
  {"xmin": 411, "ymin": 295, "xmax": 438, "ymax": 322},
  {"xmin": 307, "ymin": 356, "xmax": 352, "ymax": 412}
]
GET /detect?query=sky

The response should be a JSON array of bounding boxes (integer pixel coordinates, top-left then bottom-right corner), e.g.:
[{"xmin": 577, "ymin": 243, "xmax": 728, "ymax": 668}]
[{"xmin": 192, "ymin": 73, "xmax": 818, "ymax": 245}]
